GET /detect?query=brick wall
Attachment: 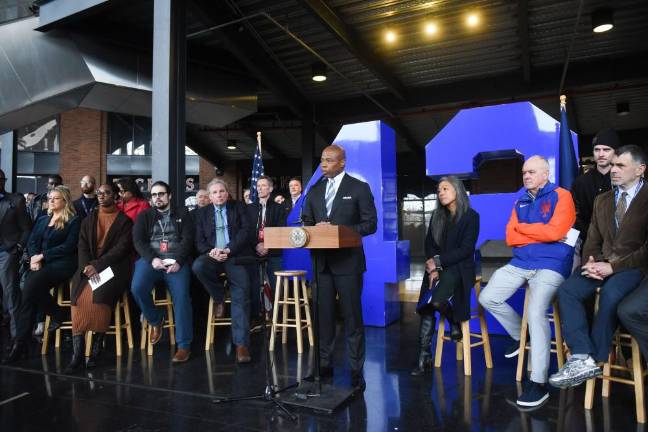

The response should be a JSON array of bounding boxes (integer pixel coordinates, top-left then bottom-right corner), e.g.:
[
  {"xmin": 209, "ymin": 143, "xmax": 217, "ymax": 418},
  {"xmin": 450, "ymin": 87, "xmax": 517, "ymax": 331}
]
[
  {"xmin": 199, "ymin": 158, "xmax": 241, "ymax": 200},
  {"xmin": 59, "ymin": 108, "xmax": 107, "ymax": 197}
]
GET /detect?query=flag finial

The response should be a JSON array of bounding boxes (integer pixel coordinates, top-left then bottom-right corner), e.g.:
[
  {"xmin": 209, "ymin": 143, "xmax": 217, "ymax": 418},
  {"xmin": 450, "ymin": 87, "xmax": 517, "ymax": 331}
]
[{"xmin": 560, "ymin": 94, "xmax": 567, "ymax": 109}]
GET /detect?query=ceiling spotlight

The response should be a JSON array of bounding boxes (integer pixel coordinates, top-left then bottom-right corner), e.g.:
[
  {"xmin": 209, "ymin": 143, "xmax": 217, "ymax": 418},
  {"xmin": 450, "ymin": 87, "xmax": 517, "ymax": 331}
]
[
  {"xmin": 466, "ymin": 13, "xmax": 479, "ymax": 28},
  {"xmin": 616, "ymin": 101, "xmax": 630, "ymax": 116},
  {"xmin": 592, "ymin": 7, "xmax": 614, "ymax": 33},
  {"xmin": 226, "ymin": 140, "xmax": 237, "ymax": 150},
  {"xmin": 311, "ymin": 61, "xmax": 327, "ymax": 82},
  {"xmin": 385, "ymin": 30, "xmax": 397, "ymax": 43},
  {"xmin": 424, "ymin": 22, "xmax": 438, "ymax": 35}
]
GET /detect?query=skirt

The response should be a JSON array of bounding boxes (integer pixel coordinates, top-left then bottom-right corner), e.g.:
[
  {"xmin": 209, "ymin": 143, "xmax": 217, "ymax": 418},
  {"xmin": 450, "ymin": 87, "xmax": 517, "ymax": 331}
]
[{"xmin": 71, "ymin": 284, "xmax": 112, "ymax": 334}]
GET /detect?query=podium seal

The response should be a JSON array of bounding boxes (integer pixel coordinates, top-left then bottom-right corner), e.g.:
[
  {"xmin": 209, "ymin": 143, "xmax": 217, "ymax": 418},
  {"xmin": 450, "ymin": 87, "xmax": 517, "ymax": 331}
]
[{"xmin": 289, "ymin": 227, "xmax": 309, "ymax": 248}]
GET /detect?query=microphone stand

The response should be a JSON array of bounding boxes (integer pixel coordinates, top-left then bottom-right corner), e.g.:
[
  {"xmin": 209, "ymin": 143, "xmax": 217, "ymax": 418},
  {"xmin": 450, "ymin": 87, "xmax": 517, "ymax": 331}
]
[{"xmin": 211, "ymin": 252, "xmax": 298, "ymax": 421}]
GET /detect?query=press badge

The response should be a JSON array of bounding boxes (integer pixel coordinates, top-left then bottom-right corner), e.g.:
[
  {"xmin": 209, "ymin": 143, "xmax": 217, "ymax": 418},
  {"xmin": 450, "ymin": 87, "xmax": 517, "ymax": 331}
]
[{"xmin": 159, "ymin": 241, "xmax": 169, "ymax": 253}]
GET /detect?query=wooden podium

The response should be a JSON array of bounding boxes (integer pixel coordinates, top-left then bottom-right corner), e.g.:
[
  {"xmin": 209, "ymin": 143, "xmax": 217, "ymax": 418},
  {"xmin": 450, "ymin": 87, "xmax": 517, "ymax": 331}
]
[
  {"xmin": 264, "ymin": 225, "xmax": 361, "ymax": 249},
  {"xmin": 263, "ymin": 224, "xmax": 362, "ymax": 413}
]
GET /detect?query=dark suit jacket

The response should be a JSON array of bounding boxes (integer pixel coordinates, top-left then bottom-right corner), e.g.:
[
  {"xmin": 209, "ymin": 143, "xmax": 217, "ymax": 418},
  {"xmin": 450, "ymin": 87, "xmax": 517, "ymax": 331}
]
[
  {"xmin": 247, "ymin": 200, "xmax": 287, "ymax": 257},
  {"xmin": 302, "ymin": 173, "xmax": 377, "ymax": 274},
  {"xmin": 71, "ymin": 209, "xmax": 133, "ymax": 306},
  {"xmin": 0, "ymin": 192, "xmax": 31, "ymax": 253},
  {"xmin": 27, "ymin": 215, "xmax": 81, "ymax": 274},
  {"xmin": 73, "ymin": 196, "xmax": 98, "ymax": 220},
  {"xmin": 421, "ymin": 208, "xmax": 480, "ymax": 322},
  {"xmin": 194, "ymin": 200, "xmax": 253, "ymax": 258},
  {"xmin": 584, "ymin": 183, "xmax": 648, "ymax": 274}
]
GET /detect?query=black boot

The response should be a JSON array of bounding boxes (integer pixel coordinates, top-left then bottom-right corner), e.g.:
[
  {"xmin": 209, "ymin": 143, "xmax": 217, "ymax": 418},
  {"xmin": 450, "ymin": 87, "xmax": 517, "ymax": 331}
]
[
  {"xmin": 411, "ymin": 314, "xmax": 435, "ymax": 376},
  {"xmin": 85, "ymin": 333, "xmax": 105, "ymax": 369},
  {"xmin": 438, "ymin": 302, "xmax": 462, "ymax": 342},
  {"xmin": 2, "ymin": 340, "xmax": 28, "ymax": 364},
  {"xmin": 64, "ymin": 335, "xmax": 85, "ymax": 373}
]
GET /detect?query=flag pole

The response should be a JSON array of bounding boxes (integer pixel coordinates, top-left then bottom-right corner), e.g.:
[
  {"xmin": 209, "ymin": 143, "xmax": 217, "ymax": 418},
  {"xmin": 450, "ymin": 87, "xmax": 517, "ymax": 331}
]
[{"xmin": 257, "ymin": 131, "xmax": 262, "ymax": 154}]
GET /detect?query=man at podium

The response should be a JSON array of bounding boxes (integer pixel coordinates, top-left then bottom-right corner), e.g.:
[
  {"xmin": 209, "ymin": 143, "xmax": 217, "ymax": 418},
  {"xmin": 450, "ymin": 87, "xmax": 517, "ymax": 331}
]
[{"xmin": 302, "ymin": 144, "xmax": 377, "ymax": 391}]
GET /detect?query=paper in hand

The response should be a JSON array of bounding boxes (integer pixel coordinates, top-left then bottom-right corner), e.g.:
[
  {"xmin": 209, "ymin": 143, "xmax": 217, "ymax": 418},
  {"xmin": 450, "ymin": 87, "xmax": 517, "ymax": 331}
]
[
  {"xmin": 89, "ymin": 267, "xmax": 115, "ymax": 291},
  {"xmin": 560, "ymin": 228, "xmax": 580, "ymax": 248}
]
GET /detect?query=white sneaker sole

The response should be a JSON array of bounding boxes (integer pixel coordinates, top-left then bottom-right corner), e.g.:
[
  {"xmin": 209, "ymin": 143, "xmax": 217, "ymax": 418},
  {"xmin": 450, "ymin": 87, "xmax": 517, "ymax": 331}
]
[
  {"xmin": 504, "ymin": 348, "xmax": 520, "ymax": 358},
  {"xmin": 517, "ymin": 392, "xmax": 549, "ymax": 407}
]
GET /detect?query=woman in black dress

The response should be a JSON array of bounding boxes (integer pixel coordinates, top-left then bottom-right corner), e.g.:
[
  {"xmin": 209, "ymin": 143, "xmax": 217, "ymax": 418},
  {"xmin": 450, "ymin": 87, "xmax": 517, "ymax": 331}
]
[{"xmin": 411, "ymin": 176, "xmax": 480, "ymax": 376}]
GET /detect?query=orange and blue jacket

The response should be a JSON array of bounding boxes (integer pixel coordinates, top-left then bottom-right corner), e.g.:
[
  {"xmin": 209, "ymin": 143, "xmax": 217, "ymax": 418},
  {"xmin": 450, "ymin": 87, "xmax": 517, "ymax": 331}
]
[{"xmin": 506, "ymin": 182, "xmax": 576, "ymax": 277}]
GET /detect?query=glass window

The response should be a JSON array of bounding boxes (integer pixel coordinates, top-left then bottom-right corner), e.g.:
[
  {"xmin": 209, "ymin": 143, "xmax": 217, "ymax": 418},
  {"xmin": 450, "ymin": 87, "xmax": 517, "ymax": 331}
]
[{"xmin": 16, "ymin": 116, "xmax": 59, "ymax": 152}]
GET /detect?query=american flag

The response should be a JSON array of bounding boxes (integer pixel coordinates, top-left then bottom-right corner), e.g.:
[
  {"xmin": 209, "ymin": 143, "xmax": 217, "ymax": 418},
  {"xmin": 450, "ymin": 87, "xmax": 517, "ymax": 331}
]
[{"xmin": 249, "ymin": 132, "xmax": 264, "ymax": 203}]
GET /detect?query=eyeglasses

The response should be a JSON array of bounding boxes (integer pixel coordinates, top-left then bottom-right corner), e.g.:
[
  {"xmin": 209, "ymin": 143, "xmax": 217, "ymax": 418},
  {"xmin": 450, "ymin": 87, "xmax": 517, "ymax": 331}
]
[
  {"xmin": 96, "ymin": 191, "xmax": 113, "ymax": 196},
  {"xmin": 80, "ymin": 181, "xmax": 93, "ymax": 186},
  {"xmin": 150, "ymin": 192, "xmax": 168, "ymax": 198}
]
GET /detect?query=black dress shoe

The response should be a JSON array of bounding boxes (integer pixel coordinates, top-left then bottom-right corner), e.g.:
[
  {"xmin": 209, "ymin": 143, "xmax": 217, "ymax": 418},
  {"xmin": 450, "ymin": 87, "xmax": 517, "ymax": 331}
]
[
  {"xmin": 351, "ymin": 372, "xmax": 366, "ymax": 392},
  {"xmin": 2, "ymin": 341, "xmax": 28, "ymax": 364},
  {"xmin": 450, "ymin": 323, "xmax": 463, "ymax": 342}
]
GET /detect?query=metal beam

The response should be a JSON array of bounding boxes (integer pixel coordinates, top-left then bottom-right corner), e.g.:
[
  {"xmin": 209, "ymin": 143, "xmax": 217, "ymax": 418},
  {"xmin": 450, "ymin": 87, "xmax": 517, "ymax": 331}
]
[
  {"xmin": 151, "ymin": 0, "xmax": 186, "ymax": 207},
  {"xmin": 0, "ymin": 131, "xmax": 15, "ymax": 192},
  {"xmin": 518, "ymin": 0, "xmax": 531, "ymax": 82},
  {"xmin": 298, "ymin": 0, "xmax": 409, "ymax": 102},
  {"xmin": 314, "ymin": 53, "xmax": 648, "ymax": 124}
]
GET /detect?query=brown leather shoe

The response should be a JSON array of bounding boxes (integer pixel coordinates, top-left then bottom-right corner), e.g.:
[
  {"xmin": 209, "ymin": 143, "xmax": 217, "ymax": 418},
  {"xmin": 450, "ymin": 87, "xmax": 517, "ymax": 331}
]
[
  {"xmin": 150, "ymin": 324, "xmax": 163, "ymax": 345},
  {"xmin": 172, "ymin": 348, "xmax": 191, "ymax": 363},
  {"xmin": 236, "ymin": 346, "xmax": 251, "ymax": 363},
  {"xmin": 214, "ymin": 302, "xmax": 225, "ymax": 318}
]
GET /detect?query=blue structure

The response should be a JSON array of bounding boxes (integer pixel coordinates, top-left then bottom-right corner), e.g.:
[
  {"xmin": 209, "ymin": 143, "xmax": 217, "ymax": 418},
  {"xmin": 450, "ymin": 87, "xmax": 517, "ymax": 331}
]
[
  {"xmin": 284, "ymin": 120, "xmax": 410, "ymax": 327},
  {"xmin": 426, "ymin": 101, "xmax": 578, "ymax": 334}
]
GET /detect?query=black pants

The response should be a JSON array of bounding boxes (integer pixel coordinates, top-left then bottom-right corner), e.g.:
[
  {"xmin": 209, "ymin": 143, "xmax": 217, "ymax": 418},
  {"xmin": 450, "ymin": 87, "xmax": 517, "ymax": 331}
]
[
  {"xmin": 618, "ymin": 277, "xmax": 648, "ymax": 361},
  {"xmin": 316, "ymin": 271, "xmax": 364, "ymax": 372},
  {"xmin": 15, "ymin": 267, "xmax": 71, "ymax": 340}
]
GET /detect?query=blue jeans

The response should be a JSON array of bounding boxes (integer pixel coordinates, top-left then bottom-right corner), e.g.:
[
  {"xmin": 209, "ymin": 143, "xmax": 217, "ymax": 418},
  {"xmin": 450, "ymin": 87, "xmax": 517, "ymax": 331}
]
[
  {"xmin": 558, "ymin": 269, "xmax": 644, "ymax": 361},
  {"xmin": 131, "ymin": 258, "xmax": 193, "ymax": 350},
  {"xmin": 192, "ymin": 255, "xmax": 250, "ymax": 347}
]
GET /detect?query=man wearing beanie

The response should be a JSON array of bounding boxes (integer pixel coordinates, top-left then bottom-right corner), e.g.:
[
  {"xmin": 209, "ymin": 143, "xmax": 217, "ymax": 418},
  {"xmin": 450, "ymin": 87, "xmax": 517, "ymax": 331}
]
[{"xmin": 570, "ymin": 128, "xmax": 620, "ymax": 246}]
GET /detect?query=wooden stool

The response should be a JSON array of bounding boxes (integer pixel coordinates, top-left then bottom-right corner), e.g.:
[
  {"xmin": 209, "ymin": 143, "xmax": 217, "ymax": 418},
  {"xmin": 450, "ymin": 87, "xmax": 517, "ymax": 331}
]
[
  {"xmin": 434, "ymin": 276, "xmax": 493, "ymax": 376},
  {"xmin": 205, "ymin": 275, "xmax": 232, "ymax": 350},
  {"xmin": 584, "ymin": 289, "xmax": 647, "ymax": 423},
  {"xmin": 41, "ymin": 282, "xmax": 73, "ymax": 355},
  {"xmin": 269, "ymin": 271, "xmax": 314, "ymax": 354},
  {"xmin": 516, "ymin": 287, "xmax": 565, "ymax": 381},
  {"xmin": 84, "ymin": 291, "xmax": 134, "ymax": 357},
  {"xmin": 140, "ymin": 287, "xmax": 176, "ymax": 356}
]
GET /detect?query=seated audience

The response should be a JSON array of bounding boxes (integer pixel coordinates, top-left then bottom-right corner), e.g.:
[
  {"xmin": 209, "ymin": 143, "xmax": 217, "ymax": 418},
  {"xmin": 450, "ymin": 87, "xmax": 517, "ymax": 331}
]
[
  {"xmin": 116, "ymin": 177, "xmax": 150, "ymax": 222},
  {"xmin": 411, "ymin": 176, "xmax": 479, "ymax": 375},
  {"xmin": 479, "ymin": 156, "xmax": 576, "ymax": 407},
  {"xmin": 192, "ymin": 179, "xmax": 253, "ymax": 363},
  {"xmin": 4, "ymin": 186, "xmax": 81, "ymax": 363},
  {"xmin": 130, "ymin": 181, "xmax": 194, "ymax": 363},
  {"xmin": 66, "ymin": 183, "xmax": 133, "ymax": 372},
  {"xmin": 73, "ymin": 175, "xmax": 98, "ymax": 219},
  {"xmin": 550, "ymin": 145, "xmax": 648, "ymax": 388}
]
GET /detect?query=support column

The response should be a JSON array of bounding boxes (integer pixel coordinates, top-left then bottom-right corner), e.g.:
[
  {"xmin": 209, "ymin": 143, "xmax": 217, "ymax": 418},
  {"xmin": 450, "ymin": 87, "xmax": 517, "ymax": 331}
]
[
  {"xmin": 152, "ymin": 0, "xmax": 186, "ymax": 208},
  {"xmin": 0, "ymin": 131, "xmax": 16, "ymax": 191},
  {"xmin": 301, "ymin": 114, "xmax": 315, "ymax": 184}
]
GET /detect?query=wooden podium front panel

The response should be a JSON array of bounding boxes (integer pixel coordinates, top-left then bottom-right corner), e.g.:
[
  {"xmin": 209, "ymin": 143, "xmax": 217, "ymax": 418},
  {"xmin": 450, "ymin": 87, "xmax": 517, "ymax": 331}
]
[{"xmin": 264, "ymin": 226, "xmax": 362, "ymax": 249}]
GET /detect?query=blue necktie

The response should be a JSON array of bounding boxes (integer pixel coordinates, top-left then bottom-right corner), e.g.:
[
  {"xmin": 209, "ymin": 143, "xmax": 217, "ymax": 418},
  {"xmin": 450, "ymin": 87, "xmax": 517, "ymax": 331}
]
[{"xmin": 325, "ymin": 178, "xmax": 335, "ymax": 217}]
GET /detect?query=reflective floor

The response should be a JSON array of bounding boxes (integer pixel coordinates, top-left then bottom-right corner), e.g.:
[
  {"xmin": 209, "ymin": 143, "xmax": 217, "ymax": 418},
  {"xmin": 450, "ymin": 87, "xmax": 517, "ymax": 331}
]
[{"xmin": 0, "ymin": 302, "xmax": 645, "ymax": 431}]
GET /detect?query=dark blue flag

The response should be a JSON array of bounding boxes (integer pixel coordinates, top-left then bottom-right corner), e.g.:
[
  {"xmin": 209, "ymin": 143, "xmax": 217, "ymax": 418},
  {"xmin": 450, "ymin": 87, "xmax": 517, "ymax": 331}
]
[
  {"xmin": 558, "ymin": 97, "xmax": 579, "ymax": 189},
  {"xmin": 249, "ymin": 134, "xmax": 264, "ymax": 203}
]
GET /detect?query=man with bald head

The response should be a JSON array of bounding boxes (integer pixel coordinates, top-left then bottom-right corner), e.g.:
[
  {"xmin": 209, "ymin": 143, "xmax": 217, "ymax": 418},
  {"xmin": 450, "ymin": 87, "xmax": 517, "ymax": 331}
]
[
  {"xmin": 479, "ymin": 155, "xmax": 576, "ymax": 408},
  {"xmin": 73, "ymin": 175, "xmax": 98, "ymax": 219},
  {"xmin": 302, "ymin": 144, "xmax": 377, "ymax": 392}
]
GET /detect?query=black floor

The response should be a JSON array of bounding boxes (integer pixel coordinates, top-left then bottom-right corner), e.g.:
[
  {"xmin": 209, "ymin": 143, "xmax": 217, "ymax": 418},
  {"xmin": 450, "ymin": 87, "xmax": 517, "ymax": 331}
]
[{"xmin": 0, "ymin": 303, "xmax": 644, "ymax": 432}]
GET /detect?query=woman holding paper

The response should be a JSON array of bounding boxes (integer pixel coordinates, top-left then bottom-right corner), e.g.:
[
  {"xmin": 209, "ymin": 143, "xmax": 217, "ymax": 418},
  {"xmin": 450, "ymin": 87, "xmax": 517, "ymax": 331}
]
[
  {"xmin": 411, "ymin": 176, "xmax": 480, "ymax": 376},
  {"xmin": 65, "ymin": 183, "xmax": 133, "ymax": 372},
  {"xmin": 4, "ymin": 186, "xmax": 81, "ymax": 364}
]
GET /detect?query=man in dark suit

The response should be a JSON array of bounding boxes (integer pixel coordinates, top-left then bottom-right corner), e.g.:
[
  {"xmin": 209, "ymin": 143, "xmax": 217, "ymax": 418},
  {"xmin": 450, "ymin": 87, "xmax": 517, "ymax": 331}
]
[
  {"xmin": 302, "ymin": 145, "xmax": 377, "ymax": 391},
  {"xmin": 0, "ymin": 169, "xmax": 32, "ymax": 339},
  {"xmin": 247, "ymin": 176, "xmax": 286, "ymax": 322},
  {"xmin": 192, "ymin": 178, "xmax": 254, "ymax": 363}
]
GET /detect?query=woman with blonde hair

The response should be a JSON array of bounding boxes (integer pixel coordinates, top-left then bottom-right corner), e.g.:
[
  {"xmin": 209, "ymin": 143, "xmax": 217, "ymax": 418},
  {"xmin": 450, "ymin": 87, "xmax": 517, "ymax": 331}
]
[{"xmin": 3, "ymin": 185, "xmax": 81, "ymax": 363}]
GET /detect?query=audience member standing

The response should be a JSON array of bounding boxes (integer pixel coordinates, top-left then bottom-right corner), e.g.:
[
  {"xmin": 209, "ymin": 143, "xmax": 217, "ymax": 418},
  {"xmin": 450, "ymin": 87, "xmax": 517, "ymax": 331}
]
[{"xmin": 0, "ymin": 169, "xmax": 32, "ymax": 340}]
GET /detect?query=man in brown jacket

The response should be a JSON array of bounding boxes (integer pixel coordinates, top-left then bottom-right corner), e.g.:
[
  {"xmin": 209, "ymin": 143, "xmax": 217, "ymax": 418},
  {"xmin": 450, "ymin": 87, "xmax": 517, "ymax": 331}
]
[{"xmin": 550, "ymin": 145, "xmax": 647, "ymax": 388}]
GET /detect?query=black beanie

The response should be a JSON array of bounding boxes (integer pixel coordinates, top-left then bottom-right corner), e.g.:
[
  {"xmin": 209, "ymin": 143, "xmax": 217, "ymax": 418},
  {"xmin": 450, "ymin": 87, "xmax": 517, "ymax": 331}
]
[{"xmin": 592, "ymin": 128, "xmax": 621, "ymax": 150}]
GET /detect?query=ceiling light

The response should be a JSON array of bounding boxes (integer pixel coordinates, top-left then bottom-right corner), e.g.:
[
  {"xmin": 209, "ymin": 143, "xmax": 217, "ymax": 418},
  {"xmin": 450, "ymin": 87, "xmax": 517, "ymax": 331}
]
[
  {"xmin": 226, "ymin": 140, "xmax": 237, "ymax": 150},
  {"xmin": 385, "ymin": 30, "xmax": 397, "ymax": 43},
  {"xmin": 466, "ymin": 13, "xmax": 479, "ymax": 28},
  {"xmin": 616, "ymin": 101, "xmax": 630, "ymax": 116},
  {"xmin": 311, "ymin": 61, "xmax": 327, "ymax": 82},
  {"xmin": 424, "ymin": 22, "xmax": 438, "ymax": 35},
  {"xmin": 592, "ymin": 7, "xmax": 614, "ymax": 33}
]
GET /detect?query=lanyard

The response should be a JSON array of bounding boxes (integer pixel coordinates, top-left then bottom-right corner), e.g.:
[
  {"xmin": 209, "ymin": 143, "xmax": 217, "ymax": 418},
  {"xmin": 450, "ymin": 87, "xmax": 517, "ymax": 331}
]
[{"xmin": 158, "ymin": 218, "xmax": 169, "ymax": 241}]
